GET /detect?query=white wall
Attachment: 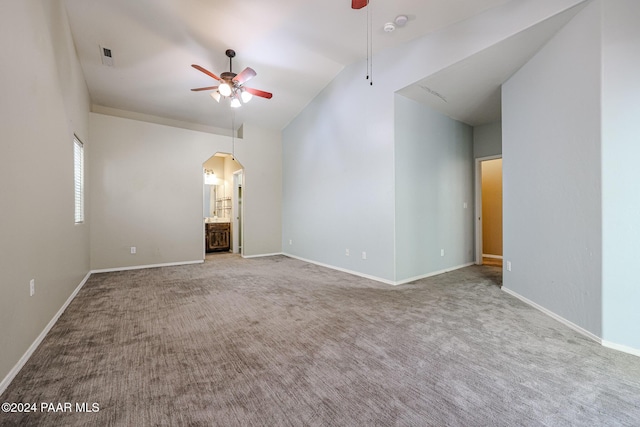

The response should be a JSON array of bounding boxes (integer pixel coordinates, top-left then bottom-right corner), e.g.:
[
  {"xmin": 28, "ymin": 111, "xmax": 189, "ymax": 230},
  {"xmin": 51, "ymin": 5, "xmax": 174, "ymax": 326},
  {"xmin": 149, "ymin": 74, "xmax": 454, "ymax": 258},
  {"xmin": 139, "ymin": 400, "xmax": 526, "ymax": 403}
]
[
  {"xmin": 240, "ymin": 125, "xmax": 283, "ymax": 257},
  {"xmin": 395, "ymin": 96, "xmax": 474, "ymax": 283},
  {"xmin": 601, "ymin": 0, "xmax": 640, "ymax": 350},
  {"xmin": 502, "ymin": 1, "xmax": 602, "ymax": 337},
  {"xmin": 90, "ymin": 114, "xmax": 281, "ymax": 270},
  {"xmin": 474, "ymin": 122, "xmax": 502, "ymax": 158},
  {"xmin": 0, "ymin": 0, "xmax": 90, "ymax": 384},
  {"xmin": 282, "ymin": 0, "xmax": 583, "ymax": 283},
  {"xmin": 281, "ymin": 64, "xmax": 396, "ymax": 281}
]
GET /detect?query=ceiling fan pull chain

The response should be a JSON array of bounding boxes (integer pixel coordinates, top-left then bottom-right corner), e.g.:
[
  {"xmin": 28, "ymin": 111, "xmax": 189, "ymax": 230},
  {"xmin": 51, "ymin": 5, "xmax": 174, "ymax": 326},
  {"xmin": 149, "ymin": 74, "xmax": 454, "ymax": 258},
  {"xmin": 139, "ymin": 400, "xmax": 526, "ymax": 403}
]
[
  {"xmin": 231, "ymin": 110, "xmax": 236, "ymax": 160},
  {"xmin": 369, "ymin": 0, "xmax": 373, "ymax": 86},
  {"xmin": 366, "ymin": 2, "xmax": 369, "ymax": 82}
]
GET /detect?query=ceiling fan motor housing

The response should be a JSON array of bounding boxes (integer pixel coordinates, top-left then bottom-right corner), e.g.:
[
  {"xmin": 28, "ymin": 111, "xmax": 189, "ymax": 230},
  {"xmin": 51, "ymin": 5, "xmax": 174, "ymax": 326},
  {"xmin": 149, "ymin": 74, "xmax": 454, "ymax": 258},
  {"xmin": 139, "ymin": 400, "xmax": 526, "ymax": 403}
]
[{"xmin": 220, "ymin": 71, "xmax": 237, "ymax": 81}]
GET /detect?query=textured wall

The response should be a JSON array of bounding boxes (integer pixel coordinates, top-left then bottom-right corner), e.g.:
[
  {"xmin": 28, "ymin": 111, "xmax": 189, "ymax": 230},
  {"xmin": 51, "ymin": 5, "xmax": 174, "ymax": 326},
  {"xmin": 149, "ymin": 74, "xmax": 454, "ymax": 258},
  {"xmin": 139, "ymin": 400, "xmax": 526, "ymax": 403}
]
[
  {"xmin": 502, "ymin": 1, "xmax": 602, "ymax": 337},
  {"xmin": 601, "ymin": 0, "xmax": 640, "ymax": 351},
  {"xmin": 474, "ymin": 122, "xmax": 502, "ymax": 159},
  {"xmin": 282, "ymin": 0, "xmax": 583, "ymax": 283},
  {"xmin": 0, "ymin": 0, "xmax": 91, "ymax": 386},
  {"xmin": 89, "ymin": 114, "xmax": 282, "ymax": 269},
  {"xmin": 394, "ymin": 96, "xmax": 474, "ymax": 283}
]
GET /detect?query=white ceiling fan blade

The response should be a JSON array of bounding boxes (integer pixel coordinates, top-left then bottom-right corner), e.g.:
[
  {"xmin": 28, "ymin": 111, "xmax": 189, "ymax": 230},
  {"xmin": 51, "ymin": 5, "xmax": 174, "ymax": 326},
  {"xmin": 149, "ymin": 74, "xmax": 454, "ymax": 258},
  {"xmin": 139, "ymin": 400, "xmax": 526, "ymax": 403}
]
[{"xmin": 233, "ymin": 67, "xmax": 256, "ymax": 85}]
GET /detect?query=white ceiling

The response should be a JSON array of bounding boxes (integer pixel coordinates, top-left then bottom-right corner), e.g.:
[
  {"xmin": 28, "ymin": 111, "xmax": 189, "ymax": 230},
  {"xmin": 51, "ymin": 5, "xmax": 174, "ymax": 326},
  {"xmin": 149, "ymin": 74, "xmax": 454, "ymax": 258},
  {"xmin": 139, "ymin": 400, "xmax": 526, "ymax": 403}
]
[
  {"xmin": 397, "ymin": 6, "xmax": 581, "ymax": 126},
  {"xmin": 63, "ymin": 0, "xmax": 577, "ymax": 132}
]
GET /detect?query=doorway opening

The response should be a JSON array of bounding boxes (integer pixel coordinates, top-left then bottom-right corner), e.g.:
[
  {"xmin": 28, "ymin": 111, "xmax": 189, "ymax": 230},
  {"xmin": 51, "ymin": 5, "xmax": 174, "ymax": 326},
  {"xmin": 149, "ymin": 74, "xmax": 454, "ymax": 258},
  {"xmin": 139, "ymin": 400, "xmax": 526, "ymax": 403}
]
[
  {"xmin": 202, "ymin": 153, "xmax": 244, "ymax": 257},
  {"xmin": 232, "ymin": 169, "xmax": 243, "ymax": 254},
  {"xmin": 475, "ymin": 156, "xmax": 503, "ymax": 267}
]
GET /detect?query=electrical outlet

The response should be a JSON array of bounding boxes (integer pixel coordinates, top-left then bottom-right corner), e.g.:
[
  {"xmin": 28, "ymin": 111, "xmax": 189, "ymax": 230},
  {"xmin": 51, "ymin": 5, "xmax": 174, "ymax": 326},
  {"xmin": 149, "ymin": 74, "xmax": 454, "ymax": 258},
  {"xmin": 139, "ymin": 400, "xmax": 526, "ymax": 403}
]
[
  {"xmin": 463, "ymin": 202, "xmax": 468, "ymax": 209},
  {"xmin": 362, "ymin": 251, "xmax": 367, "ymax": 260},
  {"xmin": 130, "ymin": 246, "xmax": 136, "ymax": 254},
  {"xmin": 345, "ymin": 249, "xmax": 350, "ymax": 256},
  {"xmin": 289, "ymin": 239, "xmax": 292, "ymax": 245},
  {"xmin": 440, "ymin": 249, "xmax": 445, "ymax": 257},
  {"xmin": 30, "ymin": 279, "xmax": 35, "ymax": 296},
  {"xmin": 506, "ymin": 261, "xmax": 512, "ymax": 271}
]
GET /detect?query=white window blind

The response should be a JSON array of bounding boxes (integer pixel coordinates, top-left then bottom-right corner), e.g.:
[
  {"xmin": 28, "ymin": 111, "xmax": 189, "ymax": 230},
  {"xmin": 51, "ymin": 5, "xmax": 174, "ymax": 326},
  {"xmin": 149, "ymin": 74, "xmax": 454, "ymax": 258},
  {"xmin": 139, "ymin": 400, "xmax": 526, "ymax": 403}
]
[{"xmin": 74, "ymin": 136, "xmax": 85, "ymax": 224}]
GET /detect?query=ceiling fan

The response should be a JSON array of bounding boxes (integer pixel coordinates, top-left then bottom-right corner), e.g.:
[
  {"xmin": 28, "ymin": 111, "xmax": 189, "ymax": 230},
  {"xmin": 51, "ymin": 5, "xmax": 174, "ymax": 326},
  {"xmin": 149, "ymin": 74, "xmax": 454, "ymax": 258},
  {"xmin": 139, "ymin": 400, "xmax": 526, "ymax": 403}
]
[
  {"xmin": 191, "ymin": 49, "xmax": 272, "ymax": 108},
  {"xmin": 352, "ymin": 0, "xmax": 368, "ymax": 9}
]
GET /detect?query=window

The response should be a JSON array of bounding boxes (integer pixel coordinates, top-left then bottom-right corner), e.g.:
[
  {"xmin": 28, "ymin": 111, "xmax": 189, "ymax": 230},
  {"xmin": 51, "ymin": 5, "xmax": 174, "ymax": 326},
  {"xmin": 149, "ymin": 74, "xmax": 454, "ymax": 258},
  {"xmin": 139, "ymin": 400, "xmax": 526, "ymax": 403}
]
[{"xmin": 74, "ymin": 136, "xmax": 84, "ymax": 224}]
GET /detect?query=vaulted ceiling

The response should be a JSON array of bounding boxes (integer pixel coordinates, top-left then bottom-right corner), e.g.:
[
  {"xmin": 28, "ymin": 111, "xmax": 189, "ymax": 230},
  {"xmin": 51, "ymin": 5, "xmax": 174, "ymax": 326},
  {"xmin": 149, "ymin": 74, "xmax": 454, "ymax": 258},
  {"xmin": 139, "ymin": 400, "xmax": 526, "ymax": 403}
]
[{"xmin": 63, "ymin": 0, "xmax": 580, "ymax": 132}]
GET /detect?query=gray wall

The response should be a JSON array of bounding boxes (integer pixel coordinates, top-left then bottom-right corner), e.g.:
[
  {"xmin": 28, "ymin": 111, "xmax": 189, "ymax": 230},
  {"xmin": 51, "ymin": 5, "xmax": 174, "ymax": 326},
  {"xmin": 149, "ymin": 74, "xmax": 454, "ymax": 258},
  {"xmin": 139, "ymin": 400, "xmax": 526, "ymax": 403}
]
[
  {"xmin": 0, "ymin": 0, "xmax": 91, "ymax": 384},
  {"xmin": 90, "ymin": 113, "xmax": 282, "ymax": 270},
  {"xmin": 281, "ymin": 68, "xmax": 396, "ymax": 281},
  {"xmin": 601, "ymin": 0, "xmax": 640, "ymax": 350},
  {"xmin": 282, "ymin": 0, "xmax": 583, "ymax": 283},
  {"xmin": 395, "ymin": 96, "xmax": 474, "ymax": 283},
  {"xmin": 502, "ymin": 1, "xmax": 603, "ymax": 337},
  {"xmin": 474, "ymin": 122, "xmax": 502, "ymax": 158}
]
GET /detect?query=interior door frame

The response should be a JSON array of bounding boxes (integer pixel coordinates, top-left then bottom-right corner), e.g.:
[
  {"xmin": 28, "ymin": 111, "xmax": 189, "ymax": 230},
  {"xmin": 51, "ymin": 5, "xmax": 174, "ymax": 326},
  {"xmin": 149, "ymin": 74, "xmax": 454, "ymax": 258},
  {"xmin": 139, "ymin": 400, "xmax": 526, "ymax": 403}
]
[
  {"xmin": 475, "ymin": 154, "xmax": 502, "ymax": 265},
  {"xmin": 232, "ymin": 169, "xmax": 243, "ymax": 255}
]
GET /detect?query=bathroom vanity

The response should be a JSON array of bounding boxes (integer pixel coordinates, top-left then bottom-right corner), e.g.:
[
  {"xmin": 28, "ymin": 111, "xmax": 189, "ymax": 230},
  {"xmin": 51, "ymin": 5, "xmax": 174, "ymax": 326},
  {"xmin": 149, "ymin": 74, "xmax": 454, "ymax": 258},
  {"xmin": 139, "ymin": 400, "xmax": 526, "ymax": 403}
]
[{"xmin": 205, "ymin": 221, "xmax": 230, "ymax": 252}]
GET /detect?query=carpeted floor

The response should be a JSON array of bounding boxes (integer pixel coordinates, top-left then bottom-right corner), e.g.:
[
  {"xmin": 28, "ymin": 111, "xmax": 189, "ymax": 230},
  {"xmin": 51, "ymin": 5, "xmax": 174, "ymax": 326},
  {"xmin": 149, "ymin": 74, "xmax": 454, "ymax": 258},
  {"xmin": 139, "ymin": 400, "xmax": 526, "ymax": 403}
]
[{"xmin": 1, "ymin": 254, "xmax": 639, "ymax": 426}]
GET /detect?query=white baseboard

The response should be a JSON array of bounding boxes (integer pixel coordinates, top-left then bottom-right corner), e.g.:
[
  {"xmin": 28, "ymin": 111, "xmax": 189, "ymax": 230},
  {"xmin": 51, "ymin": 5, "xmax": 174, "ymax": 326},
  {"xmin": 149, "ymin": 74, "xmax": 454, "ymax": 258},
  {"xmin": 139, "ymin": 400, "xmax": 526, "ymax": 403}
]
[
  {"xmin": 482, "ymin": 254, "xmax": 503, "ymax": 259},
  {"xmin": 394, "ymin": 262, "xmax": 476, "ymax": 286},
  {"xmin": 502, "ymin": 287, "xmax": 640, "ymax": 358},
  {"xmin": 2, "ymin": 259, "xmax": 205, "ymax": 394},
  {"xmin": 90, "ymin": 259, "xmax": 203, "ymax": 274},
  {"xmin": 282, "ymin": 253, "xmax": 396, "ymax": 285},
  {"xmin": 282, "ymin": 254, "xmax": 474, "ymax": 286},
  {"xmin": 501, "ymin": 286, "xmax": 602, "ymax": 343},
  {"xmin": 0, "ymin": 271, "xmax": 92, "ymax": 396},
  {"xmin": 602, "ymin": 340, "xmax": 640, "ymax": 358},
  {"xmin": 242, "ymin": 252, "xmax": 284, "ymax": 259}
]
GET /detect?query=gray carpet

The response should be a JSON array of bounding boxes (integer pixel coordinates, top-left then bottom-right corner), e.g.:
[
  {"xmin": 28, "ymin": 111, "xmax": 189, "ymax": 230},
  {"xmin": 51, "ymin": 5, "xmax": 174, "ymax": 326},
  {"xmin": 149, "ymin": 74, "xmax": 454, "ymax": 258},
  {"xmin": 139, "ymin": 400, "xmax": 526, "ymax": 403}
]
[{"xmin": 1, "ymin": 254, "xmax": 639, "ymax": 426}]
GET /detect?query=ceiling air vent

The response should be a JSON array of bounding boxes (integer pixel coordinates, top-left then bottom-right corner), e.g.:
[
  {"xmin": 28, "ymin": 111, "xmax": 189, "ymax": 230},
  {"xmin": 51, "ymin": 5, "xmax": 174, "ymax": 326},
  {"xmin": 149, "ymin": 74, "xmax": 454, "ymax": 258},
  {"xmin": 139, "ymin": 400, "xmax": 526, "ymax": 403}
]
[{"xmin": 100, "ymin": 45, "xmax": 114, "ymax": 67}]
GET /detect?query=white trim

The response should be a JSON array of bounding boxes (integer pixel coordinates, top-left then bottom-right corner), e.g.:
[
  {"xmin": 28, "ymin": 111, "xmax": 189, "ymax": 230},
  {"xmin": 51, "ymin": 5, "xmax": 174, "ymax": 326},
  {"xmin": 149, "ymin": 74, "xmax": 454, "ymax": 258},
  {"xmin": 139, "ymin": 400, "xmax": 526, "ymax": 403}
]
[
  {"xmin": 232, "ymin": 169, "xmax": 244, "ymax": 255},
  {"xmin": 242, "ymin": 252, "xmax": 283, "ymax": 259},
  {"xmin": 394, "ymin": 262, "xmax": 476, "ymax": 286},
  {"xmin": 474, "ymin": 154, "xmax": 502, "ymax": 265},
  {"xmin": 90, "ymin": 260, "xmax": 203, "ymax": 274},
  {"xmin": 0, "ymin": 272, "xmax": 92, "ymax": 395},
  {"xmin": 502, "ymin": 287, "xmax": 640, "ymax": 358},
  {"xmin": 282, "ymin": 253, "xmax": 474, "ymax": 286},
  {"xmin": 501, "ymin": 286, "xmax": 601, "ymax": 343},
  {"xmin": 482, "ymin": 254, "xmax": 503, "ymax": 259},
  {"xmin": 602, "ymin": 340, "xmax": 640, "ymax": 358},
  {"xmin": 282, "ymin": 253, "xmax": 396, "ymax": 285}
]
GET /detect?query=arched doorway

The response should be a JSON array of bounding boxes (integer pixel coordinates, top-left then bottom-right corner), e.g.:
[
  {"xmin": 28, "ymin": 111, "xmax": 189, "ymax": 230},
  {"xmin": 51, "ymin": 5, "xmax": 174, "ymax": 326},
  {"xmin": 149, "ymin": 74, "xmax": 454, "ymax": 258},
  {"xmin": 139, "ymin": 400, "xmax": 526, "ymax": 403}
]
[{"xmin": 202, "ymin": 153, "xmax": 244, "ymax": 257}]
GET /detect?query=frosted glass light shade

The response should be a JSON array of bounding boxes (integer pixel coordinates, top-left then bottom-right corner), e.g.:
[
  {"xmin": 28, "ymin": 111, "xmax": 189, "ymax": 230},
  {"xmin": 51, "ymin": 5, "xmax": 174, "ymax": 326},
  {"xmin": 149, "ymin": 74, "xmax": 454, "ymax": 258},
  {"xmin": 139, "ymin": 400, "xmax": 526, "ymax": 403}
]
[
  {"xmin": 219, "ymin": 82, "xmax": 232, "ymax": 97},
  {"xmin": 241, "ymin": 90, "xmax": 252, "ymax": 103}
]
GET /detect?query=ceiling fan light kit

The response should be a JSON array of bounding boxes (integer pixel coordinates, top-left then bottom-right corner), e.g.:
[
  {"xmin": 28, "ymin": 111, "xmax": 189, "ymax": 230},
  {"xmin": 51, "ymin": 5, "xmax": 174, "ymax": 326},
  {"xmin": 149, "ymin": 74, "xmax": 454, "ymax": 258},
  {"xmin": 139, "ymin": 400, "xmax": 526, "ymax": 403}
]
[
  {"xmin": 191, "ymin": 49, "xmax": 272, "ymax": 108},
  {"xmin": 241, "ymin": 89, "xmax": 252, "ymax": 103},
  {"xmin": 218, "ymin": 82, "xmax": 232, "ymax": 97}
]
